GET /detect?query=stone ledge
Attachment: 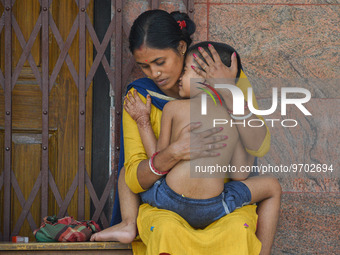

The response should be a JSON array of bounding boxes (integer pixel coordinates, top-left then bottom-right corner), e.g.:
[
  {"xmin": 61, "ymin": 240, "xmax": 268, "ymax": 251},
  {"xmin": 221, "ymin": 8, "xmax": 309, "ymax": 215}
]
[{"xmin": 0, "ymin": 241, "xmax": 132, "ymax": 250}]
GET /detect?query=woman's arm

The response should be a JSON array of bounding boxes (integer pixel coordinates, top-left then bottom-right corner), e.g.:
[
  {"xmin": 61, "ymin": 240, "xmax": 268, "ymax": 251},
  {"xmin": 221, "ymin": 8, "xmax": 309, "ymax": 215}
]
[
  {"xmin": 152, "ymin": 123, "xmax": 228, "ymax": 172},
  {"xmin": 232, "ymin": 71, "xmax": 270, "ymax": 156},
  {"xmin": 136, "ymin": 122, "xmax": 228, "ymax": 190}
]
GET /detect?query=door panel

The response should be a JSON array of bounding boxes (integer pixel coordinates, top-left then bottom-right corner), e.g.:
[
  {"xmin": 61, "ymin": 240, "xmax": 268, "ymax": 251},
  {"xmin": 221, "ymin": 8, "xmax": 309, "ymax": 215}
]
[{"xmin": 0, "ymin": 0, "xmax": 93, "ymax": 239}]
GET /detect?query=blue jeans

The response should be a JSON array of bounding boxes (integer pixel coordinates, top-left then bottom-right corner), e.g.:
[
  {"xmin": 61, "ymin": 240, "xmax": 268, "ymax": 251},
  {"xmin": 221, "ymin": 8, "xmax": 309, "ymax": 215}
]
[{"xmin": 140, "ymin": 177, "xmax": 251, "ymax": 229}]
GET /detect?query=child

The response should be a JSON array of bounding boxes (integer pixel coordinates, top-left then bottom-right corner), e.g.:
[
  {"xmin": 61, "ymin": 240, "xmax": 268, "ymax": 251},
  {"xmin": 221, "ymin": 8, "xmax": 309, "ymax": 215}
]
[{"xmin": 124, "ymin": 42, "xmax": 281, "ymax": 254}]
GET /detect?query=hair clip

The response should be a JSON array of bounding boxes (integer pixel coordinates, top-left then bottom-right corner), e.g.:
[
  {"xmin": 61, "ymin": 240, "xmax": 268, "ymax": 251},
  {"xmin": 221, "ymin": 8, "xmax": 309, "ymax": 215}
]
[{"xmin": 177, "ymin": 20, "xmax": 186, "ymax": 30}]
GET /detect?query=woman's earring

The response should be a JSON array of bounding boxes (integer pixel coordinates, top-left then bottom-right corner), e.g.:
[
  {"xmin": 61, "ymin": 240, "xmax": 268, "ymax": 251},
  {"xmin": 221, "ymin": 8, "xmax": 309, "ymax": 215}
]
[{"xmin": 182, "ymin": 52, "xmax": 185, "ymax": 55}]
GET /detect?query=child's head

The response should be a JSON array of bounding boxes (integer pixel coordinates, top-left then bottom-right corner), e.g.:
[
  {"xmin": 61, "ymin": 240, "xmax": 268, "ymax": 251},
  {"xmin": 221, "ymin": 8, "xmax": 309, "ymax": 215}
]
[{"xmin": 178, "ymin": 41, "xmax": 242, "ymax": 98}]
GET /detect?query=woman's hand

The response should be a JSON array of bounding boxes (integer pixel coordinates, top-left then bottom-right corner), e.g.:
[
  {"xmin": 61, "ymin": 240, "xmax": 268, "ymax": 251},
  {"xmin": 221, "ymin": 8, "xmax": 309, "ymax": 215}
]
[
  {"xmin": 171, "ymin": 122, "xmax": 228, "ymax": 161},
  {"xmin": 191, "ymin": 44, "xmax": 238, "ymax": 85},
  {"xmin": 191, "ymin": 45, "xmax": 240, "ymax": 112},
  {"xmin": 124, "ymin": 90, "xmax": 151, "ymax": 125},
  {"xmin": 150, "ymin": 122, "xmax": 228, "ymax": 175}
]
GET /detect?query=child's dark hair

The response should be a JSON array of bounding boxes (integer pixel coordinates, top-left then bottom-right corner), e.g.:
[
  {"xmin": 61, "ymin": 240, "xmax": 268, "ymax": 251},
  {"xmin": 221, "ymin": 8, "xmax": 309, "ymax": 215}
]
[
  {"xmin": 188, "ymin": 41, "xmax": 242, "ymax": 79},
  {"xmin": 129, "ymin": 10, "xmax": 196, "ymax": 53}
]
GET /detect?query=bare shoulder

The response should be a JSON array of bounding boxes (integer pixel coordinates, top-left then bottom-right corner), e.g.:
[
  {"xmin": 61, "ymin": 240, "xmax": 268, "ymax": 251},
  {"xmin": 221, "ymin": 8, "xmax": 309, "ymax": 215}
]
[
  {"xmin": 162, "ymin": 100, "xmax": 189, "ymax": 120},
  {"xmin": 163, "ymin": 99, "xmax": 190, "ymax": 111}
]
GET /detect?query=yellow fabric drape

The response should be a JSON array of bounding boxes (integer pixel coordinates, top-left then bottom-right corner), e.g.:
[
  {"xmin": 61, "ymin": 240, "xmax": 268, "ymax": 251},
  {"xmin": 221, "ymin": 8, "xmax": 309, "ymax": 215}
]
[{"xmin": 132, "ymin": 204, "xmax": 261, "ymax": 255}]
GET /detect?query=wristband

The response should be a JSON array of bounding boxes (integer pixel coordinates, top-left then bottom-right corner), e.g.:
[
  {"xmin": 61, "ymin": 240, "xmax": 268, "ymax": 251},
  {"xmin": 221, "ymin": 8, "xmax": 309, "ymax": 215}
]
[
  {"xmin": 230, "ymin": 111, "xmax": 253, "ymax": 120},
  {"xmin": 149, "ymin": 151, "xmax": 170, "ymax": 176}
]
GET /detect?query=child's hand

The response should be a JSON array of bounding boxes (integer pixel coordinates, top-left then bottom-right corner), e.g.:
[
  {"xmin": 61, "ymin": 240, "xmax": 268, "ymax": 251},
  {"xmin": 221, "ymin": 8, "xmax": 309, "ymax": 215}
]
[
  {"xmin": 124, "ymin": 89, "xmax": 152, "ymax": 125},
  {"xmin": 191, "ymin": 44, "xmax": 238, "ymax": 85}
]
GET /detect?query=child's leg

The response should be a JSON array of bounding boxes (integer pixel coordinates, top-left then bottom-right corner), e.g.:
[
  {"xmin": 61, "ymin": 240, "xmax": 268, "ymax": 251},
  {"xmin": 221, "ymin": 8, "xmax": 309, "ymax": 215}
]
[
  {"xmin": 241, "ymin": 175, "xmax": 282, "ymax": 255},
  {"xmin": 90, "ymin": 167, "xmax": 139, "ymax": 243}
]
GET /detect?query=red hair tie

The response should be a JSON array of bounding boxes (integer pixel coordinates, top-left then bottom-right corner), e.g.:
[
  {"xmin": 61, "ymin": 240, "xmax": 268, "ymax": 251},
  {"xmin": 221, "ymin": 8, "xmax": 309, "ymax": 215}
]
[{"xmin": 177, "ymin": 20, "xmax": 186, "ymax": 30}]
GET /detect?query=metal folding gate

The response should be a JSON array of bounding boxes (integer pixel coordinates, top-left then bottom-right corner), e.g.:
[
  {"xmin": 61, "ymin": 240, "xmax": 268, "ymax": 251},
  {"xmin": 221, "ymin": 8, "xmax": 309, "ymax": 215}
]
[{"xmin": 0, "ymin": 0, "xmax": 194, "ymax": 241}]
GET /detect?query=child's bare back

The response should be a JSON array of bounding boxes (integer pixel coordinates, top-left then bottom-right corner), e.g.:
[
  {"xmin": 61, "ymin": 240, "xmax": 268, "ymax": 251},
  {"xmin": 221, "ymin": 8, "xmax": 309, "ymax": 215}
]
[{"xmin": 161, "ymin": 96, "xmax": 239, "ymax": 199}]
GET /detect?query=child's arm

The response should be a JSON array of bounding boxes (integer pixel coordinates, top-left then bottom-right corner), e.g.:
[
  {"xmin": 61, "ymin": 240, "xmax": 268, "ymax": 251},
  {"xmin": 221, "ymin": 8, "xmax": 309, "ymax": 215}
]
[
  {"xmin": 156, "ymin": 102, "xmax": 174, "ymax": 152},
  {"xmin": 124, "ymin": 89, "xmax": 156, "ymax": 158}
]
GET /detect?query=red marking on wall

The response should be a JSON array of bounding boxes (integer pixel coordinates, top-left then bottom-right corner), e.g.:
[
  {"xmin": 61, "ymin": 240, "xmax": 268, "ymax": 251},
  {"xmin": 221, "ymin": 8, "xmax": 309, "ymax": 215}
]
[
  {"xmin": 209, "ymin": 3, "xmax": 340, "ymax": 6},
  {"xmin": 207, "ymin": 1, "xmax": 210, "ymax": 41}
]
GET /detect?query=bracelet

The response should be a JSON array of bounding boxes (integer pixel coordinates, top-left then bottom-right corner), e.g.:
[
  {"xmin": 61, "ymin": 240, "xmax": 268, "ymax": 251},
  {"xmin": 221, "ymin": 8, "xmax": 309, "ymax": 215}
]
[
  {"xmin": 149, "ymin": 151, "xmax": 170, "ymax": 176},
  {"xmin": 230, "ymin": 111, "xmax": 253, "ymax": 120}
]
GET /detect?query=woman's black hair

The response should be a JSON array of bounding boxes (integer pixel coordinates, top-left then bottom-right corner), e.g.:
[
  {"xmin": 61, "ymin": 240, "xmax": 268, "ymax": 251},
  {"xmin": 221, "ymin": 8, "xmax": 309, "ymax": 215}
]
[
  {"xmin": 129, "ymin": 10, "xmax": 196, "ymax": 53},
  {"xmin": 188, "ymin": 41, "xmax": 242, "ymax": 79}
]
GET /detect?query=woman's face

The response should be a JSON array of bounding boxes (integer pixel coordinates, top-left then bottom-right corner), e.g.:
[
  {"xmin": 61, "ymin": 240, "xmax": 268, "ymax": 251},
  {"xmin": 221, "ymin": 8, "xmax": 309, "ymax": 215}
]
[{"xmin": 133, "ymin": 44, "xmax": 185, "ymax": 98}]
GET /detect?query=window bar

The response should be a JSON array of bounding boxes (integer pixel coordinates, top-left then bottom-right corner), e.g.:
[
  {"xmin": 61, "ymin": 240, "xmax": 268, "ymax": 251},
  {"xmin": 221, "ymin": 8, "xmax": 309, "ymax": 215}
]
[
  {"xmin": 78, "ymin": 0, "xmax": 86, "ymax": 220},
  {"xmin": 187, "ymin": 0, "xmax": 195, "ymax": 19},
  {"xmin": 113, "ymin": 0, "xmax": 123, "ymax": 197},
  {"xmin": 41, "ymin": 0, "xmax": 49, "ymax": 219},
  {"xmin": 3, "ymin": 0, "xmax": 12, "ymax": 242},
  {"xmin": 151, "ymin": 0, "xmax": 159, "ymax": 9}
]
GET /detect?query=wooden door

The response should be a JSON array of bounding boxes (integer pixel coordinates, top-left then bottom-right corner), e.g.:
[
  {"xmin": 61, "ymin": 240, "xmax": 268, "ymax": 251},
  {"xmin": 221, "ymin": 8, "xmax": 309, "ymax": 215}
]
[
  {"xmin": 0, "ymin": 0, "xmax": 195, "ymax": 242},
  {"xmin": 0, "ymin": 0, "xmax": 93, "ymax": 240}
]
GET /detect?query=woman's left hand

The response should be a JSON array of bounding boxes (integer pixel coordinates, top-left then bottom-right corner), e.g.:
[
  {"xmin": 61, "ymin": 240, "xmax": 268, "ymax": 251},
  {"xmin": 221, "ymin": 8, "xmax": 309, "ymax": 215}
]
[{"xmin": 191, "ymin": 44, "xmax": 238, "ymax": 85}]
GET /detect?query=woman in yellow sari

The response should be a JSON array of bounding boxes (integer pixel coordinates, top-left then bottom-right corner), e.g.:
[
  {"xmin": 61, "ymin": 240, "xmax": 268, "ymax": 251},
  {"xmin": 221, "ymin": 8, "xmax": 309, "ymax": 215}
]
[{"xmin": 91, "ymin": 10, "xmax": 274, "ymax": 255}]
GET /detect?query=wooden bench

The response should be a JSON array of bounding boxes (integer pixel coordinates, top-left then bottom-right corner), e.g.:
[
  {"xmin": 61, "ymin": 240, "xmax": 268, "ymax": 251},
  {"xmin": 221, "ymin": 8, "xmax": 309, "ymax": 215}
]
[{"xmin": 0, "ymin": 242, "xmax": 133, "ymax": 255}]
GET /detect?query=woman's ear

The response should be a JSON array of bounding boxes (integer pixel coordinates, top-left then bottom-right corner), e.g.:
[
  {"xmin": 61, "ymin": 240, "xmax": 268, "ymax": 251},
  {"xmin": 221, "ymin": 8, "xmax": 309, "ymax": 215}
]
[{"xmin": 177, "ymin": 40, "xmax": 187, "ymax": 55}]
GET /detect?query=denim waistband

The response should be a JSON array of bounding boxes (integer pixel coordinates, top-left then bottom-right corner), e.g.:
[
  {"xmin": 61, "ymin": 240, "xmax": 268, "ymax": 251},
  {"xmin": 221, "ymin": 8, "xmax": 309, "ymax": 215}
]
[{"xmin": 159, "ymin": 178, "xmax": 224, "ymax": 206}]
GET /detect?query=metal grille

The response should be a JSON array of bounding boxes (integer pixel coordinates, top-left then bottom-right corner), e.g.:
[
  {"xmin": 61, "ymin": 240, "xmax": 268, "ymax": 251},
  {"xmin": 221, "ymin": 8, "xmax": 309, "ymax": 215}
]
[{"xmin": 0, "ymin": 0, "xmax": 194, "ymax": 241}]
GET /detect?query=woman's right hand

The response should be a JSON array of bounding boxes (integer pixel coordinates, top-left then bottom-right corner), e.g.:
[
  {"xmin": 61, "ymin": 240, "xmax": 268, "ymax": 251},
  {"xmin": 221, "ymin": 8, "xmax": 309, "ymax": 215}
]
[
  {"xmin": 192, "ymin": 45, "xmax": 238, "ymax": 85},
  {"xmin": 172, "ymin": 122, "xmax": 228, "ymax": 160}
]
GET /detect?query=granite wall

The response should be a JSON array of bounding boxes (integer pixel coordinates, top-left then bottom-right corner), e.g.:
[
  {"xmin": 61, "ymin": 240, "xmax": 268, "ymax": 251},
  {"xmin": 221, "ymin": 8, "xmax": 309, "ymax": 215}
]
[{"xmin": 111, "ymin": 1, "xmax": 339, "ymax": 254}]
